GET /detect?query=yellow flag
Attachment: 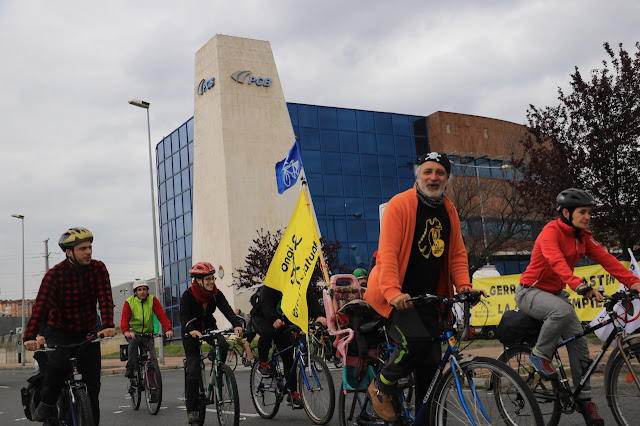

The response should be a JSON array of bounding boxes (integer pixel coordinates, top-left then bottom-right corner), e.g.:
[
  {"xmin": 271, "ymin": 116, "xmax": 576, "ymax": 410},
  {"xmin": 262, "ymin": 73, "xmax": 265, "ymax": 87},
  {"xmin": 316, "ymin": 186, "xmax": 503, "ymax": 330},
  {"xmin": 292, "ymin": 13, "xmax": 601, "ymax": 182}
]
[{"xmin": 263, "ymin": 191, "xmax": 320, "ymax": 333}]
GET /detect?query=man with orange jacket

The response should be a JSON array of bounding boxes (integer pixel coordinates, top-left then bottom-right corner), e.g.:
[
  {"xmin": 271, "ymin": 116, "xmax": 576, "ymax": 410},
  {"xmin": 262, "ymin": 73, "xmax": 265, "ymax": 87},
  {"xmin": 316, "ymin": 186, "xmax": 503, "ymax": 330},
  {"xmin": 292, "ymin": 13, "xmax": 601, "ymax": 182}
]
[{"xmin": 364, "ymin": 152, "xmax": 479, "ymax": 421}]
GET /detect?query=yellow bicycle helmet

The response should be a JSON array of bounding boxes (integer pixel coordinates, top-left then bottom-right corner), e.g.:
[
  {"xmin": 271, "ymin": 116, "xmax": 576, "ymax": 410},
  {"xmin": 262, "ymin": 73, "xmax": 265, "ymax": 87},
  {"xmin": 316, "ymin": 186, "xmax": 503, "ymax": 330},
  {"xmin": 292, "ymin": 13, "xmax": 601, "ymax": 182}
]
[{"xmin": 58, "ymin": 227, "xmax": 94, "ymax": 251}]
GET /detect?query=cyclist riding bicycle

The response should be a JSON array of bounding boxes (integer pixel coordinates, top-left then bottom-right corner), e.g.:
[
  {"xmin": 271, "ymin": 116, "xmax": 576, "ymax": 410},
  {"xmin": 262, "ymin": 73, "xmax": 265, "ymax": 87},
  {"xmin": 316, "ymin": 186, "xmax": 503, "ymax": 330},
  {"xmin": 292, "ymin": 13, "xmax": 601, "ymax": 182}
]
[
  {"xmin": 363, "ymin": 152, "xmax": 484, "ymax": 422},
  {"xmin": 121, "ymin": 279, "xmax": 174, "ymax": 378},
  {"xmin": 515, "ymin": 188, "xmax": 640, "ymax": 425},
  {"xmin": 251, "ymin": 284, "xmax": 327, "ymax": 408},
  {"xmin": 23, "ymin": 227, "xmax": 116, "ymax": 425},
  {"xmin": 234, "ymin": 308, "xmax": 256, "ymax": 364},
  {"xmin": 180, "ymin": 261, "xmax": 243, "ymax": 425}
]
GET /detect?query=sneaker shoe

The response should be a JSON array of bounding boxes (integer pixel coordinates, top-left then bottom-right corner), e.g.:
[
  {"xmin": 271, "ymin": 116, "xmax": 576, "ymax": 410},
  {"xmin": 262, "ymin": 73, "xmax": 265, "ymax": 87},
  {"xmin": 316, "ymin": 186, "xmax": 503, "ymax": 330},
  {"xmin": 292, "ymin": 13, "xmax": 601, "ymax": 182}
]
[
  {"xmin": 577, "ymin": 400, "xmax": 604, "ymax": 426},
  {"xmin": 367, "ymin": 380, "xmax": 397, "ymax": 421},
  {"xmin": 287, "ymin": 391, "xmax": 303, "ymax": 409},
  {"xmin": 187, "ymin": 410, "xmax": 201, "ymax": 424},
  {"xmin": 258, "ymin": 361, "xmax": 275, "ymax": 378},
  {"xmin": 527, "ymin": 353, "xmax": 557, "ymax": 379},
  {"xmin": 33, "ymin": 402, "xmax": 57, "ymax": 422}
]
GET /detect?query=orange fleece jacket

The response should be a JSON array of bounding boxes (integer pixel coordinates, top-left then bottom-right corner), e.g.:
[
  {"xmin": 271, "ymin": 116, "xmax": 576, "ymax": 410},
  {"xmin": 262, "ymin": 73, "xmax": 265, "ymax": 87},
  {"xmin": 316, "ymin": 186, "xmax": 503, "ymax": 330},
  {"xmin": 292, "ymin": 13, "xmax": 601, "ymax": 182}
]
[{"xmin": 364, "ymin": 186, "xmax": 472, "ymax": 318}]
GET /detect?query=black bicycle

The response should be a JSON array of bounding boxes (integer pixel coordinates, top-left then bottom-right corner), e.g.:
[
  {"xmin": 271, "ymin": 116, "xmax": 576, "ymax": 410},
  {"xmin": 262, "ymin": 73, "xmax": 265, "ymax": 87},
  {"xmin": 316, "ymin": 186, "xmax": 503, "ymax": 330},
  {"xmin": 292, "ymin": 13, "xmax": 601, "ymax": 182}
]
[
  {"xmin": 126, "ymin": 332, "xmax": 162, "ymax": 415},
  {"xmin": 183, "ymin": 328, "xmax": 240, "ymax": 426},
  {"xmin": 498, "ymin": 288, "xmax": 640, "ymax": 426},
  {"xmin": 250, "ymin": 323, "xmax": 336, "ymax": 424},
  {"xmin": 34, "ymin": 335, "xmax": 105, "ymax": 426}
]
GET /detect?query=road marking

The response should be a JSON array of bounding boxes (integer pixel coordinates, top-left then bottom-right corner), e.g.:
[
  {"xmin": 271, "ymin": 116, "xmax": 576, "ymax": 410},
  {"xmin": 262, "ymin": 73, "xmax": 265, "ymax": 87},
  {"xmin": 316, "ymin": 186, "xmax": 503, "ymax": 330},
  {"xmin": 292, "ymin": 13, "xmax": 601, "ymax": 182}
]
[{"xmin": 177, "ymin": 405, "xmax": 259, "ymax": 417}]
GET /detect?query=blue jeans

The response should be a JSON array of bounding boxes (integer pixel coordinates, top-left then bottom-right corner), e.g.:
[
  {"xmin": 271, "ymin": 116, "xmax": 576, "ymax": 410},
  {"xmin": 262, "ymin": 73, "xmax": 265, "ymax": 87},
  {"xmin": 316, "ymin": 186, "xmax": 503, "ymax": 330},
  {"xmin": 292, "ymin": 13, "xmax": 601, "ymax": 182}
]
[{"xmin": 515, "ymin": 284, "xmax": 592, "ymax": 399}]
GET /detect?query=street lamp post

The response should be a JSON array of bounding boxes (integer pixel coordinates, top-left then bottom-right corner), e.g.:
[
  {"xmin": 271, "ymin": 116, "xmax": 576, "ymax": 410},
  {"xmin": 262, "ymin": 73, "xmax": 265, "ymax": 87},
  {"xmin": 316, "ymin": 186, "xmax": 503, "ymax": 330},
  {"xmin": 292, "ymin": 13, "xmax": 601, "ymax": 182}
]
[
  {"xmin": 128, "ymin": 98, "xmax": 164, "ymax": 364},
  {"xmin": 11, "ymin": 214, "xmax": 25, "ymax": 366}
]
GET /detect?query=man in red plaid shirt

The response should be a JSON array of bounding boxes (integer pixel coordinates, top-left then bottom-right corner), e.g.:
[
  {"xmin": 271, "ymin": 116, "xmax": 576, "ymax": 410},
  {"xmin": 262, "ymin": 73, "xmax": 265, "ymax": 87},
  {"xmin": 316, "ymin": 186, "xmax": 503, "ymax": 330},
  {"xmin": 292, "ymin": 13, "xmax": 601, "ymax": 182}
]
[{"xmin": 24, "ymin": 227, "xmax": 115, "ymax": 424}]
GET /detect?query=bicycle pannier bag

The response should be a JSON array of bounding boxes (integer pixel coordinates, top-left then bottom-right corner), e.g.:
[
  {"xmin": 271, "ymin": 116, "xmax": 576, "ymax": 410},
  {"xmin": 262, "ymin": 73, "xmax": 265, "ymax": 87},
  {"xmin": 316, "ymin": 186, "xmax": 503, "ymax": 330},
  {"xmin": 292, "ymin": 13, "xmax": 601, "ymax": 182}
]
[
  {"xmin": 497, "ymin": 309, "xmax": 543, "ymax": 344},
  {"xmin": 21, "ymin": 370, "xmax": 45, "ymax": 421}
]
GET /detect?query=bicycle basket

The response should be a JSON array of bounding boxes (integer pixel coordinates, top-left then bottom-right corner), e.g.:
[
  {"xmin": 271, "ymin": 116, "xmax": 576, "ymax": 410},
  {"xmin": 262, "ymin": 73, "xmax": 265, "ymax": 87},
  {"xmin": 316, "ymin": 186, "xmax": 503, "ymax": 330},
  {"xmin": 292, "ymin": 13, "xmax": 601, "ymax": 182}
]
[{"xmin": 119, "ymin": 344, "xmax": 128, "ymax": 361}]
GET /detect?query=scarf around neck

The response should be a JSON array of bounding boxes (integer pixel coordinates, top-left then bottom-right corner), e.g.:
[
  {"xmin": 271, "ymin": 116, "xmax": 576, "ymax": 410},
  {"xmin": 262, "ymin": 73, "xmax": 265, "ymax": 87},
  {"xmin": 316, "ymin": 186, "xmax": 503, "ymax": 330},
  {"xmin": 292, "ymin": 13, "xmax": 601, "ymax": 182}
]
[
  {"xmin": 416, "ymin": 183, "xmax": 445, "ymax": 207},
  {"xmin": 189, "ymin": 281, "xmax": 217, "ymax": 305}
]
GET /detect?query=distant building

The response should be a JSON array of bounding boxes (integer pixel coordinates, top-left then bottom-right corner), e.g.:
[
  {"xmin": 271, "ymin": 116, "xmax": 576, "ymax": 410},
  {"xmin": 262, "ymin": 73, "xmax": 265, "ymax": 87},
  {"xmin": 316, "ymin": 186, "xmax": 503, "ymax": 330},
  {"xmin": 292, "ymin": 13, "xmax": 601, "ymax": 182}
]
[{"xmin": 0, "ymin": 299, "xmax": 35, "ymax": 318}]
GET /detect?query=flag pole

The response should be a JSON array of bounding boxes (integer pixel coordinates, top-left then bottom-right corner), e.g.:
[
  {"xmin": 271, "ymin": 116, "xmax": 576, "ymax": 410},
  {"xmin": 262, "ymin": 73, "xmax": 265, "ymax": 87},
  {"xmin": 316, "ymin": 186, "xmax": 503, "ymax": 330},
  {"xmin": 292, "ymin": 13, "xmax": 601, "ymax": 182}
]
[{"xmin": 300, "ymin": 176, "xmax": 331, "ymax": 288}]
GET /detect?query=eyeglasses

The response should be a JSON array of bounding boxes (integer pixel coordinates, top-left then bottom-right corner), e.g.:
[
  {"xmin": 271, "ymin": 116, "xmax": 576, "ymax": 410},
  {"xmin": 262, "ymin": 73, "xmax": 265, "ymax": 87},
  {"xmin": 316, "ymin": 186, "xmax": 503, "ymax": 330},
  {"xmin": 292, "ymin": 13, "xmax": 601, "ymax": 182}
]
[{"xmin": 203, "ymin": 276, "xmax": 216, "ymax": 283}]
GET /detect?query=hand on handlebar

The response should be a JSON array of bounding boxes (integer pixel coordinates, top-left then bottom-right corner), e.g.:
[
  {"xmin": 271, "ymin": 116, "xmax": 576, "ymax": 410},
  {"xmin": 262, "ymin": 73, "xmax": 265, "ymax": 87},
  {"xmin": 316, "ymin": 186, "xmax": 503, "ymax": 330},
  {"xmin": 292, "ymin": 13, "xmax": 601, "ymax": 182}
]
[
  {"xmin": 98, "ymin": 327, "xmax": 116, "ymax": 338},
  {"xmin": 25, "ymin": 340, "xmax": 40, "ymax": 351},
  {"xmin": 189, "ymin": 330, "xmax": 203, "ymax": 339},
  {"xmin": 234, "ymin": 326, "xmax": 243, "ymax": 338},
  {"xmin": 165, "ymin": 330, "xmax": 174, "ymax": 339},
  {"xmin": 390, "ymin": 293, "xmax": 413, "ymax": 310},
  {"xmin": 576, "ymin": 284, "xmax": 604, "ymax": 302},
  {"xmin": 273, "ymin": 318, "xmax": 285, "ymax": 329}
]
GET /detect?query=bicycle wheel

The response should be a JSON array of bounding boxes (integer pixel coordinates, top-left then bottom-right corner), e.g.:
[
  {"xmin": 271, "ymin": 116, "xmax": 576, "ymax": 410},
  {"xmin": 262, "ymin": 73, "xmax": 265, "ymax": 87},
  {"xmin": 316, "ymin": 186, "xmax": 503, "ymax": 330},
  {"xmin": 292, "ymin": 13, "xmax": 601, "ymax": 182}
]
[
  {"xmin": 249, "ymin": 359, "xmax": 281, "ymax": 418},
  {"xmin": 498, "ymin": 345, "xmax": 561, "ymax": 426},
  {"xmin": 145, "ymin": 361, "xmax": 163, "ymax": 415},
  {"xmin": 130, "ymin": 367, "xmax": 142, "ymax": 410},
  {"xmin": 298, "ymin": 354, "xmax": 336, "ymax": 424},
  {"xmin": 72, "ymin": 386, "xmax": 95, "ymax": 426},
  {"xmin": 215, "ymin": 364, "xmax": 240, "ymax": 426},
  {"xmin": 605, "ymin": 339, "xmax": 640, "ymax": 426},
  {"xmin": 338, "ymin": 382, "xmax": 381, "ymax": 426},
  {"xmin": 198, "ymin": 363, "xmax": 208, "ymax": 424},
  {"xmin": 226, "ymin": 347, "xmax": 239, "ymax": 371},
  {"xmin": 430, "ymin": 356, "xmax": 543, "ymax": 426}
]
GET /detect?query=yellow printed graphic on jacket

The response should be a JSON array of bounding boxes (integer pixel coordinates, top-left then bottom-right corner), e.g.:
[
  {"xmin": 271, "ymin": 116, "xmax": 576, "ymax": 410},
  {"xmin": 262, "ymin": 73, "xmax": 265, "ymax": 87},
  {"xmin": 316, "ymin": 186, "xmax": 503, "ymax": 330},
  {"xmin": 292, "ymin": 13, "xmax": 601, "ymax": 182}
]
[
  {"xmin": 263, "ymin": 191, "xmax": 320, "ymax": 333},
  {"xmin": 418, "ymin": 217, "xmax": 445, "ymax": 259}
]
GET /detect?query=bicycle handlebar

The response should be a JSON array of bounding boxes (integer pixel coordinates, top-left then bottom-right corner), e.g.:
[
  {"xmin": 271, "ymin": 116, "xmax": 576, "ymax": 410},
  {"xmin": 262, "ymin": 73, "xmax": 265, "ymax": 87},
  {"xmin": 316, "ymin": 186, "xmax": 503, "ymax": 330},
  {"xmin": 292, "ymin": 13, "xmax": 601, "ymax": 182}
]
[
  {"xmin": 183, "ymin": 327, "xmax": 236, "ymax": 339},
  {"xmin": 407, "ymin": 290, "xmax": 484, "ymax": 306},
  {"xmin": 35, "ymin": 335, "xmax": 108, "ymax": 352}
]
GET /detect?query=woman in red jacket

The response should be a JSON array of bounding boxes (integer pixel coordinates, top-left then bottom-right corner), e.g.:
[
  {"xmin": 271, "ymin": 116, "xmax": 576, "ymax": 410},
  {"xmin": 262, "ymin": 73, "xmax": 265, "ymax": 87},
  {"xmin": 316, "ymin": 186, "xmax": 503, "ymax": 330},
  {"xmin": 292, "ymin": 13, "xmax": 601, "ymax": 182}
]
[{"xmin": 516, "ymin": 188, "xmax": 640, "ymax": 426}]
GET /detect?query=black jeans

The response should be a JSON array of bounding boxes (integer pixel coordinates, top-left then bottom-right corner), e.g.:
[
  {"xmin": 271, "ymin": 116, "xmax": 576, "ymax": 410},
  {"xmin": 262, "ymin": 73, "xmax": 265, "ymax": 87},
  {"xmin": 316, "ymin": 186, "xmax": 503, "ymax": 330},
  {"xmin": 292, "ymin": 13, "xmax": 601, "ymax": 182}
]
[
  {"xmin": 255, "ymin": 319, "xmax": 297, "ymax": 392},
  {"xmin": 377, "ymin": 307, "xmax": 442, "ymax": 405},
  {"xmin": 41, "ymin": 327, "xmax": 102, "ymax": 425}
]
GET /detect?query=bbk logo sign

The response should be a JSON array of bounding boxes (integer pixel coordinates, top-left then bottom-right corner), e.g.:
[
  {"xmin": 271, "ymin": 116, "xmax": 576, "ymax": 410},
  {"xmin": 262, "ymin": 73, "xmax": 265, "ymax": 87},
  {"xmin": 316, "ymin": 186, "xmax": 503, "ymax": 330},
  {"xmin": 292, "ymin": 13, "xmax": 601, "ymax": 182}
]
[
  {"xmin": 197, "ymin": 77, "xmax": 215, "ymax": 95},
  {"xmin": 231, "ymin": 70, "xmax": 271, "ymax": 87}
]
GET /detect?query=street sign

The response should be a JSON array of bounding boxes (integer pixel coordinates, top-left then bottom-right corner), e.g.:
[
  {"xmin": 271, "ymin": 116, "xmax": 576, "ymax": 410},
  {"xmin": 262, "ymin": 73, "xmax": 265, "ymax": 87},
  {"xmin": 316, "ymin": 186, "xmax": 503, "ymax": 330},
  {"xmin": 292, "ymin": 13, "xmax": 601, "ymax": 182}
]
[{"xmin": 16, "ymin": 327, "xmax": 23, "ymax": 334}]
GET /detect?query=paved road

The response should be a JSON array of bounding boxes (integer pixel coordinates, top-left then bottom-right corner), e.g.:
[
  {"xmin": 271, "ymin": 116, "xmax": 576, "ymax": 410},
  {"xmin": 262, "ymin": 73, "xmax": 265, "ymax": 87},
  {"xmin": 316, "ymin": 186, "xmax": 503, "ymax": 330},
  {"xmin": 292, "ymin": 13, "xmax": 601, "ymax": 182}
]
[{"xmin": 0, "ymin": 364, "xmax": 615, "ymax": 425}]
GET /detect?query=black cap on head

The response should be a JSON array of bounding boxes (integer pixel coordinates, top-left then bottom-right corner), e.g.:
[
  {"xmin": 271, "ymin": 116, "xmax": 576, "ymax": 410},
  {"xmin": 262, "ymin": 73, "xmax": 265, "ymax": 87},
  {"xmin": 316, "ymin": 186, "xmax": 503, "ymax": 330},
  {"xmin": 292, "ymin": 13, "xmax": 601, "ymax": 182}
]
[{"xmin": 417, "ymin": 152, "xmax": 451, "ymax": 175}]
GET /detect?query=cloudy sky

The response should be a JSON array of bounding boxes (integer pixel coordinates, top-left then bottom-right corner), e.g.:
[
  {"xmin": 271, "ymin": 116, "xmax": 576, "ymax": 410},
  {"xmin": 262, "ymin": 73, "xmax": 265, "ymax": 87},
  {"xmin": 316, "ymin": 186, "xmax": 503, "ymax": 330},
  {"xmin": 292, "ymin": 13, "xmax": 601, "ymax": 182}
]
[{"xmin": 1, "ymin": 0, "xmax": 638, "ymax": 301}]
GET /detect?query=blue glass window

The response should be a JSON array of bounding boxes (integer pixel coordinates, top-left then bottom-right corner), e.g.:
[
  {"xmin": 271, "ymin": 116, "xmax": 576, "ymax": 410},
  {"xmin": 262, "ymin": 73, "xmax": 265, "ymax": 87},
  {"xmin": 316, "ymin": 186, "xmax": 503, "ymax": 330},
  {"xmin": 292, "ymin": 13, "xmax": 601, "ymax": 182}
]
[
  {"xmin": 175, "ymin": 193, "xmax": 183, "ymax": 216},
  {"xmin": 378, "ymin": 156, "xmax": 396, "ymax": 177},
  {"xmin": 322, "ymin": 152, "xmax": 342, "ymax": 174},
  {"xmin": 377, "ymin": 134, "xmax": 394, "ymax": 155},
  {"xmin": 374, "ymin": 112, "xmax": 393, "ymax": 134},
  {"xmin": 337, "ymin": 109, "xmax": 357, "ymax": 131},
  {"xmin": 176, "ymin": 216, "xmax": 184, "ymax": 238},
  {"xmin": 320, "ymin": 129, "xmax": 340, "ymax": 151},
  {"xmin": 299, "ymin": 127, "xmax": 320, "ymax": 150},
  {"xmin": 178, "ymin": 259, "xmax": 187, "ymax": 281},
  {"xmin": 183, "ymin": 188, "xmax": 192, "ymax": 212},
  {"xmin": 161, "ymin": 224, "xmax": 168, "ymax": 245},
  {"xmin": 364, "ymin": 199, "xmax": 381, "ymax": 221},
  {"xmin": 477, "ymin": 158, "xmax": 491, "ymax": 178},
  {"xmin": 307, "ymin": 173, "xmax": 324, "ymax": 195},
  {"xmin": 181, "ymin": 169, "xmax": 190, "ymax": 193},
  {"xmin": 344, "ymin": 197, "xmax": 364, "ymax": 218},
  {"xmin": 325, "ymin": 197, "xmax": 346, "ymax": 215},
  {"xmin": 361, "ymin": 154, "xmax": 379, "ymax": 175},
  {"xmin": 318, "ymin": 107, "xmax": 338, "ymax": 130},
  {"xmin": 287, "ymin": 104, "xmax": 299, "ymax": 126},
  {"xmin": 312, "ymin": 196, "xmax": 326, "ymax": 216},
  {"xmin": 339, "ymin": 131, "xmax": 358, "ymax": 152},
  {"xmin": 392, "ymin": 115, "xmax": 410, "ymax": 135},
  {"xmin": 160, "ymin": 203, "xmax": 167, "ymax": 225},
  {"xmin": 167, "ymin": 199, "xmax": 175, "ymax": 220},
  {"xmin": 157, "ymin": 140, "xmax": 165, "ymax": 161},
  {"xmin": 341, "ymin": 153, "xmax": 360, "ymax": 175},
  {"xmin": 180, "ymin": 147, "xmax": 189, "ymax": 170},
  {"xmin": 395, "ymin": 136, "xmax": 413, "ymax": 156},
  {"xmin": 400, "ymin": 177, "xmax": 415, "ymax": 191},
  {"xmin": 347, "ymin": 219, "xmax": 366, "ymax": 240},
  {"xmin": 189, "ymin": 165, "xmax": 193, "ymax": 187},
  {"xmin": 363, "ymin": 176, "xmax": 381, "ymax": 197},
  {"xmin": 366, "ymin": 220, "xmax": 380, "ymax": 242},
  {"xmin": 164, "ymin": 136, "xmax": 172, "ymax": 158},
  {"xmin": 179, "ymin": 125, "xmax": 188, "ymax": 148},
  {"xmin": 301, "ymin": 150, "xmax": 321, "ymax": 173},
  {"xmin": 176, "ymin": 238, "xmax": 185, "ymax": 260},
  {"xmin": 356, "ymin": 110, "xmax": 375, "ymax": 133},
  {"xmin": 174, "ymin": 172, "xmax": 182, "ymax": 194},
  {"xmin": 358, "ymin": 133, "xmax": 376, "ymax": 154},
  {"xmin": 187, "ymin": 118, "xmax": 194, "ymax": 143},
  {"xmin": 165, "ymin": 154, "xmax": 173, "ymax": 177},
  {"xmin": 381, "ymin": 177, "xmax": 398, "ymax": 199},
  {"xmin": 158, "ymin": 162, "xmax": 166, "ymax": 183},
  {"xmin": 185, "ymin": 235, "xmax": 192, "ymax": 258},
  {"xmin": 184, "ymin": 212, "xmax": 192, "ymax": 235},
  {"xmin": 188, "ymin": 144, "xmax": 194, "ymax": 166},
  {"xmin": 166, "ymin": 177, "xmax": 174, "ymax": 198},
  {"xmin": 397, "ymin": 157, "xmax": 415, "ymax": 179},
  {"xmin": 159, "ymin": 182, "xmax": 166, "ymax": 203},
  {"xmin": 162, "ymin": 244, "xmax": 170, "ymax": 266},
  {"xmin": 298, "ymin": 105, "xmax": 318, "ymax": 128},
  {"xmin": 173, "ymin": 153, "xmax": 181, "ymax": 175},
  {"xmin": 324, "ymin": 175, "xmax": 344, "ymax": 197},
  {"xmin": 171, "ymin": 130, "xmax": 180, "ymax": 154},
  {"xmin": 343, "ymin": 175, "xmax": 362, "ymax": 197}
]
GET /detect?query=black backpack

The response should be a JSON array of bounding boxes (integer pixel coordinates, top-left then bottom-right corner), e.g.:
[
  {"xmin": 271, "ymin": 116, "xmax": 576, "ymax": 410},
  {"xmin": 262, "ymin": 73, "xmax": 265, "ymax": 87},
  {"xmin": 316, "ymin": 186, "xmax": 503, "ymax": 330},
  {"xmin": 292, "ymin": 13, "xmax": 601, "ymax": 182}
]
[
  {"xmin": 249, "ymin": 288, "xmax": 262, "ymax": 320},
  {"xmin": 496, "ymin": 310, "xmax": 543, "ymax": 345}
]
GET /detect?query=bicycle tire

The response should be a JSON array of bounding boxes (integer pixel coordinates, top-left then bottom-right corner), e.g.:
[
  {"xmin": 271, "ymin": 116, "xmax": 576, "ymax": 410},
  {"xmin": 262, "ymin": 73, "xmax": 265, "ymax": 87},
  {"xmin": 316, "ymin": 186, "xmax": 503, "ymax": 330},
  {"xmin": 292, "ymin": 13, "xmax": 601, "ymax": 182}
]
[
  {"xmin": 72, "ymin": 386, "xmax": 95, "ymax": 426},
  {"xmin": 498, "ymin": 345, "xmax": 561, "ymax": 426},
  {"xmin": 338, "ymin": 382, "xmax": 381, "ymax": 426},
  {"xmin": 249, "ymin": 359, "xmax": 281, "ymax": 418},
  {"xmin": 605, "ymin": 340, "xmax": 640, "ymax": 426},
  {"xmin": 298, "ymin": 354, "xmax": 335, "ymax": 425},
  {"xmin": 130, "ymin": 367, "xmax": 142, "ymax": 410},
  {"xmin": 145, "ymin": 361, "xmax": 163, "ymax": 415},
  {"xmin": 215, "ymin": 364, "xmax": 240, "ymax": 426},
  {"xmin": 226, "ymin": 347, "xmax": 239, "ymax": 371},
  {"xmin": 430, "ymin": 356, "xmax": 544, "ymax": 426},
  {"xmin": 198, "ymin": 362, "xmax": 207, "ymax": 424}
]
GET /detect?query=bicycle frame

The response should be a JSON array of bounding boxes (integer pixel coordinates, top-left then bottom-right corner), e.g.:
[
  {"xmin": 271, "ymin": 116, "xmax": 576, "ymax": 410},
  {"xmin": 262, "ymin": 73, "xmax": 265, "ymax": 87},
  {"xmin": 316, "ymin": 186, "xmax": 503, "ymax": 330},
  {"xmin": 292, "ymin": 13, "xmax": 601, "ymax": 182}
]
[{"xmin": 198, "ymin": 335, "xmax": 226, "ymax": 404}]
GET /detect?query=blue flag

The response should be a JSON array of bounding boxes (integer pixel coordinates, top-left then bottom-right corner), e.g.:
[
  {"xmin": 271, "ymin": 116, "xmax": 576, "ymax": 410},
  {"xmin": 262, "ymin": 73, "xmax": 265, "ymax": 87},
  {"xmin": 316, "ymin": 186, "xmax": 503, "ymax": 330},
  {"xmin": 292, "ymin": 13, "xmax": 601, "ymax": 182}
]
[{"xmin": 275, "ymin": 142, "xmax": 302, "ymax": 194}]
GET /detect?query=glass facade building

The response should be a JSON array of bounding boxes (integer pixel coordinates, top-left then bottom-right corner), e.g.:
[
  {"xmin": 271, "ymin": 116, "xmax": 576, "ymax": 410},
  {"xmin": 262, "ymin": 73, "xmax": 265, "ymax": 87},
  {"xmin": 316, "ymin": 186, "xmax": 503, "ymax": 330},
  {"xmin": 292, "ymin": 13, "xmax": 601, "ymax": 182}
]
[{"xmin": 155, "ymin": 104, "xmax": 529, "ymax": 334}]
